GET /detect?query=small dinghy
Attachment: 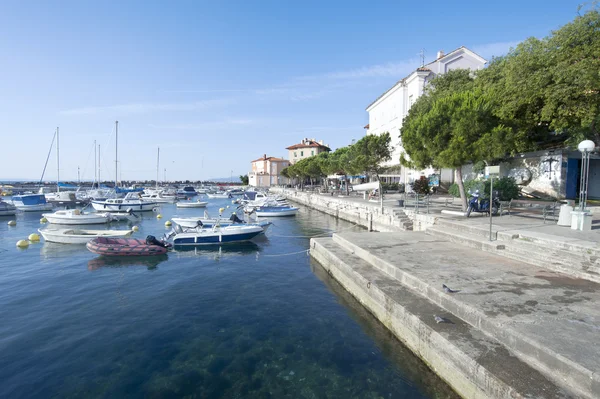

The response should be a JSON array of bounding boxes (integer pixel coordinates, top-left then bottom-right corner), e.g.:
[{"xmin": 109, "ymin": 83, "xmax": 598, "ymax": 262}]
[
  {"xmin": 38, "ymin": 228, "xmax": 133, "ymax": 244},
  {"xmin": 176, "ymin": 200, "xmax": 208, "ymax": 208},
  {"xmin": 87, "ymin": 236, "xmax": 171, "ymax": 256}
]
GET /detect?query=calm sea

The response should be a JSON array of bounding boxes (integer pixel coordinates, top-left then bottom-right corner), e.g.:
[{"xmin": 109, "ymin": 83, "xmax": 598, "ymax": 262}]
[{"xmin": 0, "ymin": 198, "xmax": 457, "ymax": 398}]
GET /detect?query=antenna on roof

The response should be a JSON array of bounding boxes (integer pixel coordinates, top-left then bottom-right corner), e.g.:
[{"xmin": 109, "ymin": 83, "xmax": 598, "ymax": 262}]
[{"xmin": 419, "ymin": 49, "xmax": 426, "ymax": 67}]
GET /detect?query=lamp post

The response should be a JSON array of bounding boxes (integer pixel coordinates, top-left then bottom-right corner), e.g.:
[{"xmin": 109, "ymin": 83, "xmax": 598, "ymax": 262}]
[{"xmin": 578, "ymin": 139, "xmax": 595, "ymax": 212}]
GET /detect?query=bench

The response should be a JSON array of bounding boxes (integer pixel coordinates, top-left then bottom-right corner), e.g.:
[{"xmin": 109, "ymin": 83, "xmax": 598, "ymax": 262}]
[{"xmin": 507, "ymin": 199, "xmax": 558, "ymax": 223}]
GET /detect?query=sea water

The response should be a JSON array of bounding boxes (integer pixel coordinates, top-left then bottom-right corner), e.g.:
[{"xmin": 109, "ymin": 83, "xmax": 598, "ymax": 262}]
[{"xmin": 0, "ymin": 198, "xmax": 457, "ymax": 398}]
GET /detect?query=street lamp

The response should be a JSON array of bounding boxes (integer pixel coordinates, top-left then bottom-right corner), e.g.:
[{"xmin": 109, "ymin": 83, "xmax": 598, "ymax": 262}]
[{"xmin": 578, "ymin": 139, "xmax": 595, "ymax": 212}]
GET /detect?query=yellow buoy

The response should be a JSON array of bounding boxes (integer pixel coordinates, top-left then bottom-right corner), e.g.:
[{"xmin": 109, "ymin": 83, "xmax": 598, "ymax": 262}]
[
  {"xmin": 165, "ymin": 220, "xmax": 172, "ymax": 227},
  {"xmin": 219, "ymin": 207, "xmax": 225, "ymax": 214},
  {"xmin": 231, "ymin": 200, "xmax": 235, "ymax": 204},
  {"xmin": 40, "ymin": 217, "xmax": 48, "ymax": 223},
  {"xmin": 7, "ymin": 220, "xmax": 16, "ymax": 226},
  {"xmin": 156, "ymin": 214, "xmax": 163, "ymax": 219},
  {"xmin": 28, "ymin": 233, "xmax": 40, "ymax": 242},
  {"xmin": 16, "ymin": 239, "xmax": 29, "ymax": 248},
  {"xmin": 132, "ymin": 225, "xmax": 139, "ymax": 232}
]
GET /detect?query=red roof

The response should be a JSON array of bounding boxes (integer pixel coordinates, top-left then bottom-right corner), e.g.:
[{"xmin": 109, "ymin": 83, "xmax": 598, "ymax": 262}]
[
  {"xmin": 251, "ymin": 155, "xmax": 288, "ymax": 163},
  {"xmin": 364, "ymin": 124, "xmax": 370, "ymax": 129},
  {"xmin": 286, "ymin": 140, "xmax": 330, "ymax": 151}
]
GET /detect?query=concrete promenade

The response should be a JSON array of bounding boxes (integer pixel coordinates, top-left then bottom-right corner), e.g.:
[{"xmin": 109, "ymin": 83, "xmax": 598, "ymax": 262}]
[{"xmin": 275, "ymin": 188, "xmax": 600, "ymax": 398}]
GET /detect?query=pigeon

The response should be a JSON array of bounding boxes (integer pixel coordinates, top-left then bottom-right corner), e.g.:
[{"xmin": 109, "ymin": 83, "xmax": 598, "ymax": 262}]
[
  {"xmin": 434, "ymin": 315, "xmax": 445, "ymax": 324},
  {"xmin": 443, "ymin": 284, "xmax": 460, "ymax": 294}
]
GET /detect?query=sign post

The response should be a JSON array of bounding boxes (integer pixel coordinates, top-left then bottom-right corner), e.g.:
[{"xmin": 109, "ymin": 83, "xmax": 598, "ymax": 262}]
[{"xmin": 485, "ymin": 166, "xmax": 500, "ymax": 241}]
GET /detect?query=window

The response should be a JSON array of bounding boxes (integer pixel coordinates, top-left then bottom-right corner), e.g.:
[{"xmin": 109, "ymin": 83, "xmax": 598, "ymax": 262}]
[
  {"xmin": 311, "ymin": 150, "xmax": 314, "ymax": 156},
  {"xmin": 294, "ymin": 152, "xmax": 297, "ymax": 157},
  {"xmin": 301, "ymin": 151, "xmax": 304, "ymax": 156}
]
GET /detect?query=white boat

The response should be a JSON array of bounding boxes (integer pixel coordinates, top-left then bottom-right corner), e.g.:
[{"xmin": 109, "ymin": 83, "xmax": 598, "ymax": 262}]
[
  {"xmin": 0, "ymin": 199, "xmax": 17, "ymax": 216},
  {"xmin": 141, "ymin": 191, "xmax": 177, "ymax": 204},
  {"xmin": 169, "ymin": 224, "xmax": 264, "ymax": 245},
  {"xmin": 171, "ymin": 216, "xmax": 271, "ymax": 232},
  {"xmin": 176, "ymin": 200, "xmax": 208, "ymax": 208},
  {"xmin": 43, "ymin": 190, "xmax": 85, "ymax": 207},
  {"xmin": 206, "ymin": 192, "xmax": 232, "ymax": 199},
  {"xmin": 254, "ymin": 206, "xmax": 299, "ymax": 217},
  {"xmin": 43, "ymin": 209, "xmax": 111, "ymax": 225},
  {"xmin": 91, "ymin": 192, "xmax": 158, "ymax": 212},
  {"xmin": 38, "ymin": 228, "xmax": 133, "ymax": 244},
  {"xmin": 105, "ymin": 210, "xmax": 141, "ymax": 223},
  {"xmin": 12, "ymin": 194, "xmax": 54, "ymax": 212}
]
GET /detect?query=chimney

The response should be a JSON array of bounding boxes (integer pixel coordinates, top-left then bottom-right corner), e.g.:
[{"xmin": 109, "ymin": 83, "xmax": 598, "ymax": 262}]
[
  {"xmin": 437, "ymin": 50, "xmax": 445, "ymax": 59},
  {"xmin": 264, "ymin": 153, "xmax": 267, "ymax": 159},
  {"xmin": 319, "ymin": 140, "xmax": 323, "ymax": 145}
]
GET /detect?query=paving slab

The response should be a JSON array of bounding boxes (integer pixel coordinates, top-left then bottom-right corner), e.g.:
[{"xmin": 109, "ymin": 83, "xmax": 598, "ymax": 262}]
[{"xmin": 332, "ymin": 231, "xmax": 600, "ymax": 399}]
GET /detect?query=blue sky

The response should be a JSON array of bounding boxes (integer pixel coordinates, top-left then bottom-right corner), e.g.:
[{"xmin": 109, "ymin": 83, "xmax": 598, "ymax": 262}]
[{"xmin": 0, "ymin": 0, "xmax": 584, "ymax": 181}]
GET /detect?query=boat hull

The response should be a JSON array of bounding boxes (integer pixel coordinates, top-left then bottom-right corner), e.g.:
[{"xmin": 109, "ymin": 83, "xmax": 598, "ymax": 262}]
[
  {"xmin": 43, "ymin": 211, "xmax": 110, "ymax": 225},
  {"xmin": 39, "ymin": 228, "xmax": 133, "ymax": 244},
  {"xmin": 254, "ymin": 207, "xmax": 299, "ymax": 217},
  {"xmin": 87, "ymin": 237, "xmax": 169, "ymax": 256},
  {"xmin": 176, "ymin": 201, "xmax": 208, "ymax": 208},
  {"xmin": 172, "ymin": 226, "xmax": 263, "ymax": 245},
  {"xmin": 91, "ymin": 201, "xmax": 158, "ymax": 212}
]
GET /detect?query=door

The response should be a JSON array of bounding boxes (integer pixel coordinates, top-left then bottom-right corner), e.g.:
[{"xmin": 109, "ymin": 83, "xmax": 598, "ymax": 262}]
[{"xmin": 565, "ymin": 158, "xmax": 579, "ymax": 199}]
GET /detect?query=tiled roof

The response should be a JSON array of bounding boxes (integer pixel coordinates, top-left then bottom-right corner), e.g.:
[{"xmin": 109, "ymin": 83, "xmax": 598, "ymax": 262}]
[
  {"xmin": 364, "ymin": 124, "xmax": 370, "ymax": 129},
  {"xmin": 251, "ymin": 155, "xmax": 289, "ymax": 163},
  {"xmin": 286, "ymin": 140, "xmax": 330, "ymax": 151}
]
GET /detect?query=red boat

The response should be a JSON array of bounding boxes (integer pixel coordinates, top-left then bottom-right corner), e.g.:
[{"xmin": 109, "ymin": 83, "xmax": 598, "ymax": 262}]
[{"xmin": 86, "ymin": 236, "xmax": 171, "ymax": 256}]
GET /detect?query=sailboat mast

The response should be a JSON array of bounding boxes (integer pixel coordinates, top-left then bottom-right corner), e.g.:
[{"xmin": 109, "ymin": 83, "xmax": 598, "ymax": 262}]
[
  {"xmin": 98, "ymin": 144, "xmax": 101, "ymax": 184},
  {"xmin": 115, "ymin": 120, "xmax": 118, "ymax": 188},
  {"xmin": 156, "ymin": 147, "xmax": 160, "ymax": 189},
  {"xmin": 56, "ymin": 127, "xmax": 60, "ymax": 192},
  {"xmin": 94, "ymin": 140, "xmax": 97, "ymax": 186}
]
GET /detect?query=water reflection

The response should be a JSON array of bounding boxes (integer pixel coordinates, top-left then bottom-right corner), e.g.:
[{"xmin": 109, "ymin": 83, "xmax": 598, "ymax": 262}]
[
  {"xmin": 87, "ymin": 254, "xmax": 169, "ymax": 271},
  {"xmin": 173, "ymin": 241, "xmax": 261, "ymax": 262}
]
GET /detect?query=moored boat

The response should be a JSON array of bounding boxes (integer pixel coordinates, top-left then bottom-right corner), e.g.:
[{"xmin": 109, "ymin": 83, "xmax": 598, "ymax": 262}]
[
  {"xmin": 38, "ymin": 228, "xmax": 133, "ymax": 244},
  {"xmin": 91, "ymin": 192, "xmax": 158, "ymax": 212},
  {"xmin": 0, "ymin": 199, "xmax": 17, "ymax": 216},
  {"xmin": 87, "ymin": 236, "xmax": 171, "ymax": 256},
  {"xmin": 12, "ymin": 194, "xmax": 54, "ymax": 212},
  {"xmin": 169, "ymin": 224, "xmax": 264, "ymax": 245},
  {"xmin": 176, "ymin": 200, "xmax": 208, "ymax": 208},
  {"xmin": 206, "ymin": 192, "xmax": 232, "ymax": 199},
  {"xmin": 140, "ymin": 191, "xmax": 177, "ymax": 204},
  {"xmin": 253, "ymin": 206, "xmax": 299, "ymax": 217},
  {"xmin": 43, "ymin": 209, "xmax": 111, "ymax": 225}
]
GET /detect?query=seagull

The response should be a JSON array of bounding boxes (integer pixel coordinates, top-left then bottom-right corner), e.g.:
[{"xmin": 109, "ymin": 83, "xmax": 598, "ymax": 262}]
[
  {"xmin": 443, "ymin": 284, "xmax": 460, "ymax": 294},
  {"xmin": 434, "ymin": 315, "xmax": 445, "ymax": 324}
]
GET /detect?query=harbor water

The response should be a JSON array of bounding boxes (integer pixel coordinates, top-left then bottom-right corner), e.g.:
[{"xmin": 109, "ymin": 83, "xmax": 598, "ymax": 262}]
[{"xmin": 0, "ymin": 198, "xmax": 457, "ymax": 398}]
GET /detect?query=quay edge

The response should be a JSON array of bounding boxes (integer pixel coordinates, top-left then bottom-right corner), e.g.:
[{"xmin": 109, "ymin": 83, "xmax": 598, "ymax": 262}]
[{"xmin": 309, "ymin": 237, "xmax": 572, "ymax": 399}]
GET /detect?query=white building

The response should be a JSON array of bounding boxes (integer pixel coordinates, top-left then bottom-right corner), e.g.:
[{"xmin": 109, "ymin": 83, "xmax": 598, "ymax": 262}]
[{"xmin": 365, "ymin": 46, "xmax": 487, "ymax": 184}]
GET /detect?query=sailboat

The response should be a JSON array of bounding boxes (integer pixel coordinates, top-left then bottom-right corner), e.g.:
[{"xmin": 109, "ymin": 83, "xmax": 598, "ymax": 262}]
[{"xmin": 42, "ymin": 127, "xmax": 83, "ymax": 207}]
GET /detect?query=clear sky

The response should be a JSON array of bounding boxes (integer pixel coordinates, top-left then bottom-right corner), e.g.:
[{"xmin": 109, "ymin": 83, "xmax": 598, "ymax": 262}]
[{"xmin": 0, "ymin": 0, "xmax": 584, "ymax": 182}]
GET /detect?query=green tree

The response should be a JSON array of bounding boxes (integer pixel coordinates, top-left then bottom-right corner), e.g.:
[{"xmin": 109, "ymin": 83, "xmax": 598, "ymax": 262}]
[
  {"xmin": 401, "ymin": 89, "xmax": 509, "ymax": 210},
  {"xmin": 326, "ymin": 146, "xmax": 355, "ymax": 195},
  {"xmin": 349, "ymin": 132, "xmax": 392, "ymax": 181},
  {"xmin": 239, "ymin": 174, "xmax": 249, "ymax": 185}
]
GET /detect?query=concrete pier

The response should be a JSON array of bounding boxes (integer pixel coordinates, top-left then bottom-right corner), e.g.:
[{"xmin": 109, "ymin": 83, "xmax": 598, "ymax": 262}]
[{"xmin": 310, "ymin": 231, "xmax": 599, "ymax": 398}]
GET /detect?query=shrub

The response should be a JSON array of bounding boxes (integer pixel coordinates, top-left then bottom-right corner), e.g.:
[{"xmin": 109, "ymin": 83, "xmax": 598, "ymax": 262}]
[
  {"xmin": 410, "ymin": 176, "xmax": 431, "ymax": 195},
  {"xmin": 448, "ymin": 179, "xmax": 484, "ymax": 198},
  {"xmin": 484, "ymin": 176, "xmax": 520, "ymax": 201}
]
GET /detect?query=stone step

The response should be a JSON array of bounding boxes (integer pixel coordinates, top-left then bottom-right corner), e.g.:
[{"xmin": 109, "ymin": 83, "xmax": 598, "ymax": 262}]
[
  {"xmin": 310, "ymin": 237, "xmax": 569, "ymax": 399},
  {"xmin": 425, "ymin": 226, "xmax": 505, "ymax": 252},
  {"xmin": 330, "ymin": 232, "xmax": 600, "ymax": 399},
  {"xmin": 435, "ymin": 218, "xmax": 517, "ymax": 241}
]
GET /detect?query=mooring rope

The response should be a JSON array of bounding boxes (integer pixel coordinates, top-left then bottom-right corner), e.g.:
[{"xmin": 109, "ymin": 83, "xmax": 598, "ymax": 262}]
[
  {"xmin": 256, "ymin": 249, "xmax": 310, "ymax": 259},
  {"xmin": 267, "ymin": 221, "xmax": 362, "ymax": 239}
]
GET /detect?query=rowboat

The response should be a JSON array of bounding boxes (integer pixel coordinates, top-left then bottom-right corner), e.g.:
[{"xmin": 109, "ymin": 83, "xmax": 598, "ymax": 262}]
[
  {"xmin": 169, "ymin": 225, "xmax": 264, "ymax": 246},
  {"xmin": 176, "ymin": 200, "xmax": 208, "ymax": 208},
  {"xmin": 43, "ymin": 209, "xmax": 111, "ymax": 225},
  {"xmin": 86, "ymin": 236, "xmax": 170, "ymax": 256},
  {"xmin": 38, "ymin": 228, "xmax": 133, "ymax": 244}
]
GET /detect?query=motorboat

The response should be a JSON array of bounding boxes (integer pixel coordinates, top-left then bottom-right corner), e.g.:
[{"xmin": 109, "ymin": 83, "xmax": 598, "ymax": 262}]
[
  {"xmin": 87, "ymin": 236, "xmax": 171, "ymax": 256},
  {"xmin": 0, "ymin": 199, "xmax": 17, "ymax": 216},
  {"xmin": 176, "ymin": 200, "xmax": 208, "ymax": 208},
  {"xmin": 140, "ymin": 191, "xmax": 177, "ymax": 204},
  {"xmin": 44, "ymin": 191, "xmax": 85, "ymax": 207},
  {"xmin": 171, "ymin": 216, "xmax": 271, "ymax": 232},
  {"xmin": 206, "ymin": 192, "xmax": 232, "ymax": 199},
  {"xmin": 105, "ymin": 209, "xmax": 141, "ymax": 223},
  {"xmin": 177, "ymin": 186, "xmax": 197, "ymax": 197},
  {"xmin": 12, "ymin": 194, "xmax": 54, "ymax": 212},
  {"xmin": 91, "ymin": 192, "xmax": 158, "ymax": 212},
  {"xmin": 43, "ymin": 209, "xmax": 112, "ymax": 225},
  {"xmin": 253, "ymin": 205, "xmax": 299, "ymax": 217},
  {"xmin": 38, "ymin": 228, "xmax": 133, "ymax": 244},
  {"xmin": 168, "ymin": 224, "xmax": 264, "ymax": 245}
]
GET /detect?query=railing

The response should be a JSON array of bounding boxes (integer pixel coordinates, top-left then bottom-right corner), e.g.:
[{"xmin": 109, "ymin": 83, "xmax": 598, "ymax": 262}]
[{"xmin": 400, "ymin": 193, "xmax": 431, "ymax": 214}]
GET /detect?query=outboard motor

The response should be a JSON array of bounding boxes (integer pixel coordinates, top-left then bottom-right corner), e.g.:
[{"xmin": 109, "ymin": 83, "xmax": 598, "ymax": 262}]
[
  {"xmin": 146, "ymin": 235, "xmax": 171, "ymax": 249},
  {"xmin": 126, "ymin": 207, "xmax": 138, "ymax": 218},
  {"xmin": 229, "ymin": 213, "xmax": 244, "ymax": 224}
]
